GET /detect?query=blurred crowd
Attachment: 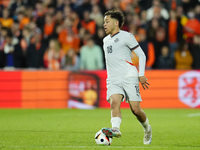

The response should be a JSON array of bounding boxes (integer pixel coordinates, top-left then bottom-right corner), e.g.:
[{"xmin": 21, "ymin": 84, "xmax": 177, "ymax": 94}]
[{"xmin": 0, "ymin": 0, "xmax": 200, "ymax": 70}]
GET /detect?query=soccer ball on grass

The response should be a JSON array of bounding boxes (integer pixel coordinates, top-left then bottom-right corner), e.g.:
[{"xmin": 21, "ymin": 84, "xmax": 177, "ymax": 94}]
[{"xmin": 95, "ymin": 130, "xmax": 112, "ymax": 145}]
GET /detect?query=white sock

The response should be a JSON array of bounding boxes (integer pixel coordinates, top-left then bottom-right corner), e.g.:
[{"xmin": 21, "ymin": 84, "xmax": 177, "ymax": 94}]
[
  {"xmin": 111, "ymin": 117, "xmax": 121, "ymax": 130},
  {"xmin": 140, "ymin": 118, "xmax": 150, "ymax": 132}
]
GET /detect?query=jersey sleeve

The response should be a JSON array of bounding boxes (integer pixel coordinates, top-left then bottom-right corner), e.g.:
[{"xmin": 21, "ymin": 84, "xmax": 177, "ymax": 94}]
[
  {"xmin": 125, "ymin": 33, "xmax": 146, "ymax": 76},
  {"xmin": 134, "ymin": 47, "xmax": 146, "ymax": 76},
  {"xmin": 125, "ymin": 33, "xmax": 139, "ymax": 50}
]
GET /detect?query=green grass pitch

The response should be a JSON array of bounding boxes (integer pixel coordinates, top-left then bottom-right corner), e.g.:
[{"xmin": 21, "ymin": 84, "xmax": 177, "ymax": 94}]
[{"xmin": 0, "ymin": 109, "xmax": 200, "ymax": 150}]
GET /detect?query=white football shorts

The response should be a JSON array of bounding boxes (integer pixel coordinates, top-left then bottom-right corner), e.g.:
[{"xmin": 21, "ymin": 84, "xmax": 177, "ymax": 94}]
[{"xmin": 107, "ymin": 77, "xmax": 142, "ymax": 102}]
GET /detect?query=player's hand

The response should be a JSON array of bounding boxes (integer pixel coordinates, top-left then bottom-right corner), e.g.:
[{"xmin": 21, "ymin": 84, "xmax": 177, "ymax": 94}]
[{"xmin": 139, "ymin": 76, "xmax": 150, "ymax": 90}]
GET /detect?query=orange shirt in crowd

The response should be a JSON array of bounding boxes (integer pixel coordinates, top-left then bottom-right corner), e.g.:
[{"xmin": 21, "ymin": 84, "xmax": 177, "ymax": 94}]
[
  {"xmin": 72, "ymin": 18, "xmax": 80, "ymax": 34},
  {"xmin": 184, "ymin": 19, "xmax": 200, "ymax": 39},
  {"xmin": 146, "ymin": 43, "xmax": 155, "ymax": 68},
  {"xmin": 175, "ymin": 50, "xmax": 193, "ymax": 69},
  {"xmin": 0, "ymin": 18, "xmax": 14, "ymax": 28},
  {"xmin": 81, "ymin": 20, "xmax": 96, "ymax": 35},
  {"xmin": 43, "ymin": 49, "xmax": 64, "ymax": 70},
  {"xmin": 171, "ymin": 0, "xmax": 177, "ymax": 10},
  {"xmin": 58, "ymin": 29, "xmax": 80, "ymax": 54},
  {"xmin": 0, "ymin": 0, "xmax": 10, "ymax": 7},
  {"xmin": 44, "ymin": 22, "xmax": 55, "ymax": 36},
  {"xmin": 120, "ymin": 0, "xmax": 133, "ymax": 11},
  {"xmin": 168, "ymin": 20, "xmax": 177, "ymax": 43},
  {"xmin": 19, "ymin": 17, "xmax": 30, "ymax": 30}
]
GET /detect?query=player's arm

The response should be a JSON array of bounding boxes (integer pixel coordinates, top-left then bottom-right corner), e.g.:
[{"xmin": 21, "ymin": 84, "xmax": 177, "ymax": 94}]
[
  {"xmin": 134, "ymin": 47, "xmax": 149, "ymax": 90},
  {"xmin": 126, "ymin": 33, "xmax": 149, "ymax": 90}
]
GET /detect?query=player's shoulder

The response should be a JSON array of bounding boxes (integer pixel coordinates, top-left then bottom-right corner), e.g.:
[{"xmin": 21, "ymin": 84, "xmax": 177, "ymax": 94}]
[
  {"xmin": 120, "ymin": 30, "xmax": 134, "ymax": 37},
  {"xmin": 103, "ymin": 35, "xmax": 110, "ymax": 43}
]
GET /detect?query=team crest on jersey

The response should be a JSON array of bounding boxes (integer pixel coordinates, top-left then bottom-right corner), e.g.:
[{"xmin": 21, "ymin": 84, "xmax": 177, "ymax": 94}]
[
  {"xmin": 114, "ymin": 38, "xmax": 119, "ymax": 43},
  {"xmin": 178, "ymin": 71, "xmax": 200, "ymax": 108}
]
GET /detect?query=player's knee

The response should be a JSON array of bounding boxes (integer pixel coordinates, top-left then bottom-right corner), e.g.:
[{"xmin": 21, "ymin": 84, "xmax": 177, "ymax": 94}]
[{"xmin": 110, "ymin": 95, "xmax": 121, "ymax": 110}]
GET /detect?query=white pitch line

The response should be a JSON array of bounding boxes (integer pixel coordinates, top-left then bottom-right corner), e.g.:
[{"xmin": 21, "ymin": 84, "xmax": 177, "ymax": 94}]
[
  {"xmin": 8, "ymin": 146, "xmax": 167, "ymax": 149},
  {"xmin": 187, "ymin": 113, "xmax": 200, "ymax": 117}
]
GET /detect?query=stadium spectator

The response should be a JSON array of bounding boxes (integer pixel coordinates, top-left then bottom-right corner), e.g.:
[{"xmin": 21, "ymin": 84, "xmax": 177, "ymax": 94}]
[
  {"xmin": 63, "ymin": 5, "xmax": 72, "ymax": 19},
  {"xmin": 128, "ymin": 23, "xmax": 138, "ymax": 36},
  {"xmin": 42, "ymin": 13, "xmax": 55, "ymax": 44},
  {"xmin": 0, "ymin": 3, "xmax": 4, "ymax": 17},
  {"xmin": 61, "ymin": 48, "xmax": 80, "ymax": 71},
  {"xmin": 81, "ymin": 10, "xmax": 96, "ymax": 35},
  {"xmin": 103, "ymin": 0, "xmax": 114, "ymax": 14},
  {"xmin": 93, "ymin": 28, "xmax": 105, "ymax": 48},
  {"xmin": 184, "ymin": 9, "xmax": 200, "ymax": 43},
  {"xmin": 140, "ymin": 10, "xmax": 148, "ymax": 28},
  {"xmin": 43, "ymin": 39, "xmax": 64, "ymax": 70},
  {"xmin": 4, "ymin": 32, "xmax": 24, "ymax": 68},
  {"xmin": 0, "ymin": 26, "xmax": 9, "ymax": 42},
  {"xmin": 132, "ymin": 13, "xmax": 141, "ymax": 28},
  {"xmin": 70, "ymin": 11, "xmax": 81, "ymax": 32},
  {"xmin": 0, "ymin": 0, "xmax": 199, "ymax": 71},
  {"xmin": 93, "ymin": 28, "xmax": 106, "ymax": 69},
  {"xmin": 26, "ymin": 28, "xmax": 47, "ymax": 68},
  {"xmin": 80, "ymin": 38, "xmax": 103, "ymax": 70},
  {"xmin": 181, "ymin": 0, "xmax": 200, "ymax": 14},
  {"xmin": 90, "ymin": 5, "xmax": 104, "ymax": 28},
  {"xmin": 112, "ymin": 0, "xmax": 121, "ymax": 11},
  {"xmin": 174, "ymin": 42, "xmax": 193, "ymax": 69},
  {"xmin": 35, "ymin": 1, "xmax": 45, "ymax": 30},
  {"xmin": 168, "ymin": 9, "xmax": 184, "ymax": 58},
  {"xmin": 58, "ymin": 18, "xmax": 80, "ymax": 54},
  {"xmin": 146, "ymin": 0, "xmax": 169, "ymax": 21},
  {"xmin": 24, "ymin": 6, "xmax": 34, "ymax": 20},
  {"xmin": 17, "ymin": 11, "xmax": 30, "ymax": 30},
  {"xmin": 52, "ymin": 11, "xmax": 64, "ymax": 39},
  {"xmin": 43, "ymin": 0, "xmax": 55, "ymax": 9},
  {"xmin": 146, "ymin": 18, "xmax": 168, "ymax": 68},
  {"xmin": 75, "ymin": 0, "xmax": 92, "ymax": 19},
  {"xmin": 46, "ymin": 4, "xmax": 56, "ymax": 16},
  {"xmin": 157, "ymin": 46, "xmax": 174, "ymax": 69},
  {"xmin": 9, "ymin": 0, "xmax": 27, "ymax": 17},
  {"xmin": 20, "ymin": 26, "xmax": 32, "ymax": 52},
  {"xmin": 176, "ymin": 6, "xmax": 188, "ymax": 26},
  {"xmin": 190, "ymin": 35, "xmax": 200, "ymax": 69},
  {"xmin": 121, "ymin": 1, "xmax": 135, "ymax": 15},
  {"xmin": 79, "ymin": 28, "xmax": 92, "ymax": 47},
  {"xmin": 54, "ymin": 11, "xmax": 64, "ymax": 28},
  {"xmin": 161, "ymin": 0, "xmax": 177, "ymax": 11},
  {"xmin": 56, "ymin": 0, "xmax": 65, "ymax": 12},
  {"xmin": 122, "ymin": 0, "xmax": 141, "ymax": 14},
  {"xmin": 11, "ymin": 22, "xmax": 22, "ymax": 40},
  {"xmin": 122, "ymin": 13, "xmax": 133, "ymax": 31},
  {"xmin": 0, "ymin": 24, "xmax": 6, "ymax": 67},
  {"xmin": 28, "ymin": 21, "xmax": 37, "ymax": 36},
  {"xmin": 195, "ymin": 5, "xmax": 200, "ymax": 21},
  {"xmin": 138, "ymin": 28, "xmax": 155, "ymax": 69},
  {"xmin": 0, "ymin": 8, "xmax": 14, "ymax": 28}
]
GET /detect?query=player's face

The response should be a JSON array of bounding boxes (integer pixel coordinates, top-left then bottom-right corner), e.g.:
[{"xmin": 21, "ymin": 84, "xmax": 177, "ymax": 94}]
[{"xmin": 103, "ymin": 15, "xmax": 116, "ymax": 35}]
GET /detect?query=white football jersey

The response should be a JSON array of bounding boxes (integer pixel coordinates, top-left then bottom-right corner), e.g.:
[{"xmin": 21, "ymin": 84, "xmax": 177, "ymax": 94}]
[{"xmin": 103, "ymin": 30, "xmax": 142, "ymax": 84}]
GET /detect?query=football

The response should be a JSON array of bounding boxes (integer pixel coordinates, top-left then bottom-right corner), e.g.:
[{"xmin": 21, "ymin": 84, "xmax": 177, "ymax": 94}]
[{"xmin": 95, "ymin": 130, "xmax": 112, "ymax": 145}]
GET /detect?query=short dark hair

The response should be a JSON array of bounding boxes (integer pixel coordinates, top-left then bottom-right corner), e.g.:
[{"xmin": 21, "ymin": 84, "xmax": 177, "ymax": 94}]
[{"xmin": 104, "ymin": 9, "xmax": 125, "ymax": 28}]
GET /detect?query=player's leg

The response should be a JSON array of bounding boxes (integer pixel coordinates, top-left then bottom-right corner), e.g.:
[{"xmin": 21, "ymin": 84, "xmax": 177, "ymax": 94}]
[
  {"xmin": 129, "ymin": 101, "xmax": 152, "ymax": 145},
  {"xmin": 110, "ymin": 94, "xmax": 123, "ymax": 129},
  {"xmin": 102, "ymin": 94, "xmax": 123, "ymax": 138}
]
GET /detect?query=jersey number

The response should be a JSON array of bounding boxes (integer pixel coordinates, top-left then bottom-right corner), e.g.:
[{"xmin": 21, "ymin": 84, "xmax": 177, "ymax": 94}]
[{"xmin": 107, "ymin": 45, "xmax": 112, "ymax": 54}]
